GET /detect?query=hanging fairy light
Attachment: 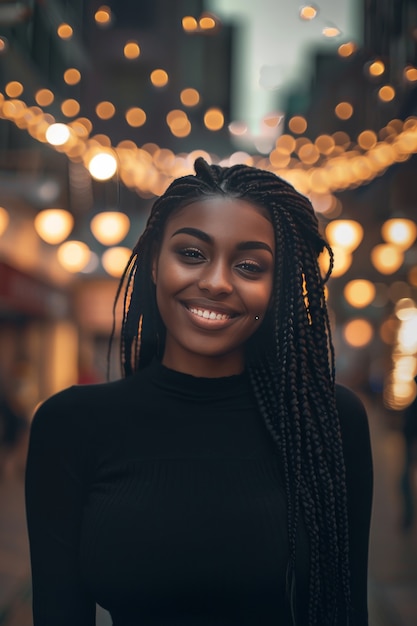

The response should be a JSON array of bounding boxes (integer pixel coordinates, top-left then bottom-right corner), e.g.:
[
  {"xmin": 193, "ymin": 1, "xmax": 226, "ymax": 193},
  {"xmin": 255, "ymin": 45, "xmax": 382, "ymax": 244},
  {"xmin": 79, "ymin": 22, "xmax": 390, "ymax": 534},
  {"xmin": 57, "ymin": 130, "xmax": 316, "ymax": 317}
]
[
  {"xmin": 34, "ymin": 209, "xmax": 74, "ymax": 244},
  {"xmin": 371, "ymin": 243, "xmax": 404, "ymax": 274},
  {"xmin": 381, "ymin": 218, "xmax": 417, "ymax": 250},
  {"xmin": 46, "ymin": 123, "xmax": 71, "ymax": 146},
  {"xmin": 299, "ymin": 5, "xmax": 318, "ymax": 20},
  {"xmin": 325, "ymin": 220, "xmax": 363, "ymax": 252},
  {"xmin": 87, "ymin": 150, "xmax": 118, "ymax": 180},
  {"xmin": 90, "ymin": 212, "xmax": 130, "ymax": 245},
  {"xmin": 344, "ymin": 279, "xmax": 376, "ymax": 308},
  {"xmin": 102, "ymin": 247, "xmax": 132, "ymax": 277},
  {"xmin": 57, "ymin": 240, "xmax": 91, "ymax": 272}
]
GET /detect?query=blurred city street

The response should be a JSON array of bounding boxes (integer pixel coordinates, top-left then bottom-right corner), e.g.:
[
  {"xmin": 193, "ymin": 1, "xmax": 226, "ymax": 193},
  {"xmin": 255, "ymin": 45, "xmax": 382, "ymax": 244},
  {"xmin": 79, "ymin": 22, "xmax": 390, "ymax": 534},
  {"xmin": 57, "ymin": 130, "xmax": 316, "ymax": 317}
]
[{"xmin": 0, "ymin": 394, "xmax": 416, "ymax": 626}]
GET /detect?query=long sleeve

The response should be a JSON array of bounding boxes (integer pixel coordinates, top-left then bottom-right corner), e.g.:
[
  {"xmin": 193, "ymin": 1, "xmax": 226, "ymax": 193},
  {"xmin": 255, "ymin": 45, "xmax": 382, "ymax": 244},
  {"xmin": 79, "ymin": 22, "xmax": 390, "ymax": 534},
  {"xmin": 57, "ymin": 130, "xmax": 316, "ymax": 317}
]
[
  {"xmin": 336, "ymin": 386, "xmax": 373, "ymax": 626},
  {"xmin": 25, "ymin": 390, "xmax": 96, "ymax": 626}
]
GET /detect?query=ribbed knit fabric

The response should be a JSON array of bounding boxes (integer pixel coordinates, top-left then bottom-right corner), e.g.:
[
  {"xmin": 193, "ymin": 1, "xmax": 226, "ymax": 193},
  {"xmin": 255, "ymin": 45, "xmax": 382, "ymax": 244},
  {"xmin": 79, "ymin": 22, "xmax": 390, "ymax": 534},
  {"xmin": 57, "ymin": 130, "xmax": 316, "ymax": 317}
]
[{"xmin": 25, "ymin": 360, "xmax": 372, "ymax": 625}]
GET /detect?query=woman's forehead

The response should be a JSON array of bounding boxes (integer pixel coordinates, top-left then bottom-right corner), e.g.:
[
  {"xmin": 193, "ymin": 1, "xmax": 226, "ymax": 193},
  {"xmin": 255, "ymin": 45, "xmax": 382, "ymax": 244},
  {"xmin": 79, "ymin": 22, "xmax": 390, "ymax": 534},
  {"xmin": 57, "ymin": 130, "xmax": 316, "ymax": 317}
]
[{"xmin": 166, "ymin": 195, "xmax": 272, "ymax": 227}]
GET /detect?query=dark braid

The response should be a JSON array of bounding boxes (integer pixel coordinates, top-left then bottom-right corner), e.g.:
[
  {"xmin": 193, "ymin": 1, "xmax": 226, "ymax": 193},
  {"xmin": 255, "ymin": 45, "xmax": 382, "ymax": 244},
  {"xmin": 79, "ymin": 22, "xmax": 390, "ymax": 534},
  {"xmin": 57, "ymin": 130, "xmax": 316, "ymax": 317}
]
[{"xmin": 111, "ymin": 157, "xmax": 351, "ymax": 625}]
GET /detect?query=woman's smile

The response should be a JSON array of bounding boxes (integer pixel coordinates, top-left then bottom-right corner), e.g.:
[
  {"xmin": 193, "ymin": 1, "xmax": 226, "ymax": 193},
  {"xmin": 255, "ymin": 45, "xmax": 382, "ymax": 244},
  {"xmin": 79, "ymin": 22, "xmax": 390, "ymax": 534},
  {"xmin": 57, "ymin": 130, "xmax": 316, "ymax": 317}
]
[{"xmin": 151, "ymin": 196, "xmax": 275, "ymax": 377}]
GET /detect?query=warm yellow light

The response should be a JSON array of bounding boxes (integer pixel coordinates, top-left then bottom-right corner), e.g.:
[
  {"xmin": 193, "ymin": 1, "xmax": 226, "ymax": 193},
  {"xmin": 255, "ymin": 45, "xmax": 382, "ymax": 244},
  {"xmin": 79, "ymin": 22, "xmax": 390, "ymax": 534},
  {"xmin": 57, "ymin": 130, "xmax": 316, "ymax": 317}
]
[
  {"xmin": 180, "ymin": 88, "xmax": 200, "ymax": 107},
  {"xmin": 5, "ymin": 81, "xmax": 23, "ymax": 97},
  {"xmin": 343, "ymin": 319, "xmax": 373, "ymax": 347},
  {"xmin": 57, "ymin": 241, "xmax": 91, "ymax": 272},
  {"xmin": 150, "ymin": 69, "xmax": 169, "ymax": 87},
  {"xmin": 404, "ymin": 66, "xmax": 417, "ymax": 82},
  {"xmin": 166, "ymin": 110, "xmax": 187, "ymax": 126},
  {"xmin": 102, "ymin": 247, "xmax": 132, "ymax": 277},
  {"xmin": 288, "ymin": 116, "xmax": 307, "ymax": 134},
  {"xmin": 96, "ymin": 101, "xmax": 116, "ymax": 120},
  {"xmin": 34, "ymin": 209, "xmax": 74, "ymax": 244},
  {"xmin": 332, "ymin": 131, "xmax": 351, "ymax": 147},
  {"xmin": 125, "ymin": 107, "xmax": 146, "ymax": 127},
  {"xmin": 384, "ymin": 380, "xmax": 417, "ymax": 410},
  {"xmin": 182, "ymin": 16, "xmax": 198, "ymax": 31},
  {"xmin": 124, "ymin": 41, "xmax": 140, "ymax": 59},
  {"xmin": 315, "ymin": 134, "xmax": 335, "ymax": 155},
  {"xmin": 276, "ymin": 134, "xmax": 296, "ymax": 153},
  {"xmin": 199, "ymin": 16, "xmax": 216, "ymax": 30},
  {"xmin": 57, "ymin": 23, "xmax": 73, "ymax": 39},
  {"xmin": 380, "ymin": 318, "xmax": 399, "ymax": 345},
  {"xmin": 0, "ymin": 37, "xmax": 8, "ymax": 53},
  {"xmin": 371, "ymin": 243, "xmax": 404, "ymax": 274},
  {"xmin": 368, "ymin": 60, "xmax": 385, "ymax": 76},
  {"xmin": 299, "ymin": 5, "xmax": 318, "ymax": 20},
  {"xmin": 204, "ymin": 108, "xmax": 224, "ymax": 131},
  {"xmin": 0, "ymin": 206, "xmax": 10, "ymax": 237},
  {"xmin": 35, "ymin": 89, "xmax": 54, "ymax": 106},
  {"xmin": 46, "ymin": 123, "xmax": 71, "ymax": 145},
  {"xmin": 90, "ymin": 212, "xmax": 130, "ymax": 246},
  {"xmin": 87, "ymin": 150, "xmax": 118, "ymax": 180},
  {"xmin": 61, "ymin": 99, "xmax": 80, "ymax": 117},
  {"xmin": 344, "ymin": 279, "xmax": 376, "ymax": 308},
  {"xmin": 298, "ymin": 143, "xmax": 320, "ymax": 164},
  {"xmin": 322, "ymin": 25, "xmax": 341, "ymax": 38},
  {"xmin": 64, "ymin": 68, "xmax": 81, "ymax": 85},
  {"xmin": 319, "ymin": 245, "xmax": 352, "ymax": 278},
  {"xmin": 325, "ymin": 220, "xmax": 363, "ymax": 251},
  {"xmin": 357, "ymin": 130, "xmax": 377, "ymax": 150},
  {"xmin": 335, "ymin": 102, "xmax": 353, "ymax": 120},
  {"xmin": 338, "ymin": 42, "xmax": 356, "ymax": 57},
  {"xmin": 395, "ymin": 298, "xmax": 417, "ymax": 321},
  {"xmin": 378, "ymin": 85, "xmax": 395, "ymax": 102},
  {"xmin": 73, "ymin": 117, "xmax": 93, "ymax": 136},
  {"xmin": 95, "ymin": 6, "xmax": 112, "ymax": 25},
  {"xmin": 170, "ymin": 120, "xmax": 191, "ymax": 137},
  {"xmin": 381, "ymin": 218, "xmax": 417, "ymax": 250},
  {"xmin": 269, "ymin": 149, "xmax": 291, "ymax": 168}
]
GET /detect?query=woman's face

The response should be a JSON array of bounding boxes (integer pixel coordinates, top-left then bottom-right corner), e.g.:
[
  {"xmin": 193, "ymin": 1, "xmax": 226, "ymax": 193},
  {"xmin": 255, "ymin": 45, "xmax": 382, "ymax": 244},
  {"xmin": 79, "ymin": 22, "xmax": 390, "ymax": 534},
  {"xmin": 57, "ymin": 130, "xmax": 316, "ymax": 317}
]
[{"xmin": 152, "ymin": 196, "xmax": 275, "ymax": 377}]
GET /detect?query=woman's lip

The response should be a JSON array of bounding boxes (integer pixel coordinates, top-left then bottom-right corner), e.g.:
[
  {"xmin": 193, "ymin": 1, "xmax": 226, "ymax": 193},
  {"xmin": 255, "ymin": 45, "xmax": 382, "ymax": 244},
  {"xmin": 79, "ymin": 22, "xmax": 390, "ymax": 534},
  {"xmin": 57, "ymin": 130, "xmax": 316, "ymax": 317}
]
[
  {"xmin": 182, "ymin": 304, "xmax": 238, "ymax": 328},
  {"xmin": 182, "ymin": 300, "xmax": 238, "ymax": 317}
]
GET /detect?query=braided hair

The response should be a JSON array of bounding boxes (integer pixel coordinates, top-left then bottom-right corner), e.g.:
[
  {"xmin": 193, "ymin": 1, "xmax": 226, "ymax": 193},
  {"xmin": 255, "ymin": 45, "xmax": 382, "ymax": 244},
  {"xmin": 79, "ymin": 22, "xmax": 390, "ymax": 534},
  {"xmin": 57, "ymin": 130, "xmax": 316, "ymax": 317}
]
[{"xmin": 112, "ymin": 157, "xmax": 351, "ymax": 626}]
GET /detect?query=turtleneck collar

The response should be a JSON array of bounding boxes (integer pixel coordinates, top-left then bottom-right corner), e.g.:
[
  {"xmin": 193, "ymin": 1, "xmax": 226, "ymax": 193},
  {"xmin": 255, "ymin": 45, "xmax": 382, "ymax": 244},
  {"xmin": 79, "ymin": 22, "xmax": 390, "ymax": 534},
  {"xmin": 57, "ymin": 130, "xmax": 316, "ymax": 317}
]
[{"xmin": 144, "ymin": 358, "xmax": 251, "ymax": 404}]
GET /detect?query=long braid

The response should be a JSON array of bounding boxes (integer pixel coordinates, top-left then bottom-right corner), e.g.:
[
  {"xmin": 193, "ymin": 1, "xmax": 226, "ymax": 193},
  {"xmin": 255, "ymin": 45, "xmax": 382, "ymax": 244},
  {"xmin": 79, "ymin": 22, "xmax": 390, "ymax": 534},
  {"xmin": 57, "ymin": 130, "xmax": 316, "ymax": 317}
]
[{"xmin": 112, "ymin": 157, "xmax": 351, "ymax": 625}]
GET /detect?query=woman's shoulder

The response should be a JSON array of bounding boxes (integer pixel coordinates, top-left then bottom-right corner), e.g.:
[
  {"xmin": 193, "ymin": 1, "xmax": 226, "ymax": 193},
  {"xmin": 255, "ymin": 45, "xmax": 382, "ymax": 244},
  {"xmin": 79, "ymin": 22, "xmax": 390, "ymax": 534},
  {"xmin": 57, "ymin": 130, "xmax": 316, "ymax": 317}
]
[
  {"xmin": 31, "ymin": 367, "xmax": 151, "ymax": 436},
  {"xmin": 335, "ymin": 384, "xmax": 368, "ymax": 423}
]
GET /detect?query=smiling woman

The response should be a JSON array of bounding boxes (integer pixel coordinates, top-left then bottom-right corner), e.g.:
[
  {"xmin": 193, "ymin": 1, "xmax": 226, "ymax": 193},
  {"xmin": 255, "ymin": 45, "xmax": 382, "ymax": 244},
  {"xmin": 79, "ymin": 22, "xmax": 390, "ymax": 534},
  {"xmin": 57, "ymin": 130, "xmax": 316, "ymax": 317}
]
[
  {"xmin": 25, "ymin": 158, "xmax": 373, "ymax": 626},
  {"xmin": 151, "ymin": 197, "xmax": 275, "ymax": 376}
]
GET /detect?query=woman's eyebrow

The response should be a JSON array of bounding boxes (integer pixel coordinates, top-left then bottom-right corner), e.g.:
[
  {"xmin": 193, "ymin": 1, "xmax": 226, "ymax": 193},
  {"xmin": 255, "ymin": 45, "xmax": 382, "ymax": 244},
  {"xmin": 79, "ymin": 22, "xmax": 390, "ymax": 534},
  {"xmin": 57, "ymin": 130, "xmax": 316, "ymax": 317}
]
[
  {"xmin": 236, "ymin": 241, "xmax": 274, "ymax": 255},
  {"xmin": 171, "ymin": 226, "xmax": 273, "ymax": 256},
  {"xmin": 171, "ymin": 227, "xmax": 211, "ymax": 243}
]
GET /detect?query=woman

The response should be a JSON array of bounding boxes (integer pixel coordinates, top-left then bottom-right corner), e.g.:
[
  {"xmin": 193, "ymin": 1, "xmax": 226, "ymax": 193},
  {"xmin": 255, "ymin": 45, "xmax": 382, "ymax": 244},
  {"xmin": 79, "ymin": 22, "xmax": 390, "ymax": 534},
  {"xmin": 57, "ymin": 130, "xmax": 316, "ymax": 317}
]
[{"xmin": 26, "ymin": 158, "xmax": 373, "ymax": 625}]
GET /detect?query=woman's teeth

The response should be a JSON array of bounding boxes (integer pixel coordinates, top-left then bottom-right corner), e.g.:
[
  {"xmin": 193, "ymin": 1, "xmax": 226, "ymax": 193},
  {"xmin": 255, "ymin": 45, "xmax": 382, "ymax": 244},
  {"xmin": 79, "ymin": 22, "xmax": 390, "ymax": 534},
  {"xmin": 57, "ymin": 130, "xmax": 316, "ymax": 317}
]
[{"xmin": 188, "ymin": 307, "xmax": 230, "ymax": 320}]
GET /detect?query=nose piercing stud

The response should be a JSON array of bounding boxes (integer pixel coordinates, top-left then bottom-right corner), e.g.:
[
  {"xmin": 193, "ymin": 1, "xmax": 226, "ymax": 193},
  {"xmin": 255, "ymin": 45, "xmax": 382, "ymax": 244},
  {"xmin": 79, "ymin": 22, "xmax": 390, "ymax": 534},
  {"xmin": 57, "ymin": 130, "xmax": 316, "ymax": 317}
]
[{"xmin": 255, "ymin": 315, "xmax": 260, "ymax": 320}]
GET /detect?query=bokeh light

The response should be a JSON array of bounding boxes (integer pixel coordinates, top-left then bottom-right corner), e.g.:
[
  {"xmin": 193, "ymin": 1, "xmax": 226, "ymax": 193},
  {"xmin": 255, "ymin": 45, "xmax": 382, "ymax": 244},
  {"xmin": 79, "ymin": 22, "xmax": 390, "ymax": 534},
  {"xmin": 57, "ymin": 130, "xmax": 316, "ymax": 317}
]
[
  {"xmin": 90, "ymin": 212, "xmax": 130, "ymax": 246},
  {"xmin": 343, "ymin": 319, "xmax": 374, "ymax": 347},
  {"xmin": 34, "ymin": 209, "xmax": 74, "ymax": 244}
]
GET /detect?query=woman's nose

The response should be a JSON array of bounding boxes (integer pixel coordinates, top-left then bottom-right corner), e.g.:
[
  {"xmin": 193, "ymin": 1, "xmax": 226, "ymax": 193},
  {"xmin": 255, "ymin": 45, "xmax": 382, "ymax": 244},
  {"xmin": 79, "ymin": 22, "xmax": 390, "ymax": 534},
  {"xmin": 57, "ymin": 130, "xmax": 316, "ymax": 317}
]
[{"xmin": 197, "ymin": 260, "xmax": 233, "ymax": 295}]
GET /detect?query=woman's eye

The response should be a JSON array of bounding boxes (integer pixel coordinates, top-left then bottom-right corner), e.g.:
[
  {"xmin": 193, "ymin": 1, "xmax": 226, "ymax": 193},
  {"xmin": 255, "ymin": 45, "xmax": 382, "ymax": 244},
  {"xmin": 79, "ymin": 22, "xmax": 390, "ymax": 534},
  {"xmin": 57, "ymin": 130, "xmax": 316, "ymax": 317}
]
[
  {"xmin": 237, "ymin": 261, "xmax": 263, "ymax": 274},
  {"xmin": 178, "ymin": 247, "xmax": 204, "ymax": 261}
]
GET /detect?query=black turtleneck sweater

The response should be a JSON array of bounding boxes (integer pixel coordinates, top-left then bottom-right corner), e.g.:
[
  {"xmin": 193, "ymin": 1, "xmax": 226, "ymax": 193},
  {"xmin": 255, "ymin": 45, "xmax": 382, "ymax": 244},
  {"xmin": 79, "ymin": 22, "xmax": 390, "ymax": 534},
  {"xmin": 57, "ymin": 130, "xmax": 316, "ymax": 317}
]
[{"xmin": 25, "ymin": 360, "xmax": 372, "ymax": 625}]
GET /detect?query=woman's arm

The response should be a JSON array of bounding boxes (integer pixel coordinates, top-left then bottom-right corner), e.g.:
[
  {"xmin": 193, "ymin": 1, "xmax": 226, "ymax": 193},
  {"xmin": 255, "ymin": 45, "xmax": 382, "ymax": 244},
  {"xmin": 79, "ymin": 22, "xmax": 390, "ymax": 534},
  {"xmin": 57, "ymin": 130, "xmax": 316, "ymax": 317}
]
[
  {"xmin": 336, "ymin": 385, "xmax": 373, "ymax": 626},
  {"xmin": 25, "ymin": 390, "xmax": 96, "ymax": 626}
]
